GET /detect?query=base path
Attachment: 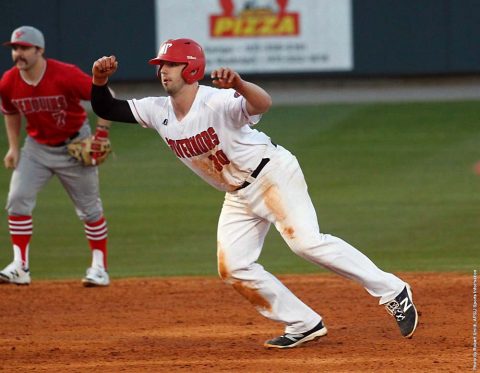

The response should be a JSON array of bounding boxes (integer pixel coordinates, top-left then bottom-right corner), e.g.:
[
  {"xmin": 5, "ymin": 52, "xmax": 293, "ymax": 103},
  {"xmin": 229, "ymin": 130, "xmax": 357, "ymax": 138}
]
[{"xmin": 0, "ymin": 273, "xmax": 473, "ymax": 372}]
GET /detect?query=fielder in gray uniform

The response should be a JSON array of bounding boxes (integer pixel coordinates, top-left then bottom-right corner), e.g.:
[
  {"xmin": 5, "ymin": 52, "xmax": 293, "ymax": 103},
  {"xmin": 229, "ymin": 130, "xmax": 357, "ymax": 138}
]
[
  {"xmin": 90, "ymin": 38, "xmax": 419, "ymax": 348},
  {"xmin": 0, "ymin": 26, "xmax": 111, "ymax": 287}
]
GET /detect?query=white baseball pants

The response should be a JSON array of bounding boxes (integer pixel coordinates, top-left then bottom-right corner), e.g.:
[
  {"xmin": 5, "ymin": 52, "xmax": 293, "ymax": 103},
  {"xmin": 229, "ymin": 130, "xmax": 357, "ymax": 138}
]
[{"xmin": 217, "ymin": 145, "xmax": 405, "ymax": 334}]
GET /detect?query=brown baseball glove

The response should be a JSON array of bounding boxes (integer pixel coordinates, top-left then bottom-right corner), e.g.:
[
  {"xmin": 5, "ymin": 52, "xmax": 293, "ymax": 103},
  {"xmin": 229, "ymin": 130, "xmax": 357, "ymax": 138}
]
[{"xmin": 67, "ymin": 136, "xmax": 112, "ymax": 166}]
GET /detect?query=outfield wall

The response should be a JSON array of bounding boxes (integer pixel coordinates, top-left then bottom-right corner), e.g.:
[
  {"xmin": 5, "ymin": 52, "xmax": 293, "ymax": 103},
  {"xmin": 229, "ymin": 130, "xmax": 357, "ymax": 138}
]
[{"xmin": 1, "ymin": 0, "xmax": 480, "ymax": 80}]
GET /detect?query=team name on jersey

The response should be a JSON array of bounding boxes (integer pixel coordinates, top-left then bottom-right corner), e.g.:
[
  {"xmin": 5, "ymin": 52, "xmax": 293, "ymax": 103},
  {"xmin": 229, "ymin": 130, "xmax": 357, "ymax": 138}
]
[
  {"xmin": 166, "ymin": 126, "xmax": 220, "ymax": 158},
  {"xmin": 11, "ymin": 95, "xmax": 67, "ymax": 115}
]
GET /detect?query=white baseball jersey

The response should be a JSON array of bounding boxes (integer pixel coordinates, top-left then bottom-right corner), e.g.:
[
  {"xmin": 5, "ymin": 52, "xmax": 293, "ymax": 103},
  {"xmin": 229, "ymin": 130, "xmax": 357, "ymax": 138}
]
[
  {"xmin": 127, "ymin": 86, "xmax": 276, "ymax": 192},
  {"xmin": 125, "ymin": 83, "xmax": 407, "ymax": 336}
]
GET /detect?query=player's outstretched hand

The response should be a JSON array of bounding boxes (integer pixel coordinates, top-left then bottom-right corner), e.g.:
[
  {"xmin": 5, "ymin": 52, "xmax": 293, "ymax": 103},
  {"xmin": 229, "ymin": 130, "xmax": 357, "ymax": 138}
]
[
  {"xmin": 92, "ymin": 56, "xmax": 118, "ymax": 86},
  {"xmin": 211, "ymin": 67, "xmax": 243, "ymax": 90}
]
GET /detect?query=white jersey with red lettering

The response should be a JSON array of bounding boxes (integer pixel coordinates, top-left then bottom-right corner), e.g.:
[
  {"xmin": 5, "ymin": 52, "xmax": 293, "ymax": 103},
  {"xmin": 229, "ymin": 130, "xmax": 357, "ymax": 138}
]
[
  {"xmin": 126, "ymin": 83, "xmax": 408, "ymax": 336},
  {"xmin": 127, "ymin": 85, "xmax": 277, "ymax": 192}
]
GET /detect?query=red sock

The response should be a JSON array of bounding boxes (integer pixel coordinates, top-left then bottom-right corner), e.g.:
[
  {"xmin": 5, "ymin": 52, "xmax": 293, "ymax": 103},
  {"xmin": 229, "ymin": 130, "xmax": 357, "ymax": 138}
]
[
  {"xmin": 84, "ymin": 217, "xmax": 108, "ymax": 269},
  {"xmin": 8, "ymin": 215, "xmax": 33, "ymax": 269}
]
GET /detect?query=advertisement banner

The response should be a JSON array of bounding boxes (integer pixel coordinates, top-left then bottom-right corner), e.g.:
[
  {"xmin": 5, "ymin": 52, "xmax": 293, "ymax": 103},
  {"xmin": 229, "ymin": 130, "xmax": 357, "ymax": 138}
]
[{"xmin": 155, "ymin": 0, "xmax": 353, "ymax": 74}]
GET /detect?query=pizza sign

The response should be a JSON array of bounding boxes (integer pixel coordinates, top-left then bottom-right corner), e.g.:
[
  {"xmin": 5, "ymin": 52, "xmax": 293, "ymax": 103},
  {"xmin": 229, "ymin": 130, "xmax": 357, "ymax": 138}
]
[
  {"xmin": 210, "ymin": 0, "xmax": 300, "ymax": 37},
  {"xmin": 155, "ymin": 0, "xmax": 353, "ymax": 73}
]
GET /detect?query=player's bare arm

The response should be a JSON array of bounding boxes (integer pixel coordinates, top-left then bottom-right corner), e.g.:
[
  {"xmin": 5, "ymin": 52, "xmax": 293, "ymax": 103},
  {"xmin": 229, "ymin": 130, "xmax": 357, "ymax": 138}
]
[
  {"xmin": 3, "ymin": 114, "xmax": 22, "ymax": 169},
  {"xmin": 211, "ymin": 67, "xmax": 272, "ymax": 116},
  {"xmin": 92, "ymin": 55, "xmax": 118, "ymax": 86},
  {"xmin": 96, "ymin": 117, "xmax": 111, "ymax": 129}
]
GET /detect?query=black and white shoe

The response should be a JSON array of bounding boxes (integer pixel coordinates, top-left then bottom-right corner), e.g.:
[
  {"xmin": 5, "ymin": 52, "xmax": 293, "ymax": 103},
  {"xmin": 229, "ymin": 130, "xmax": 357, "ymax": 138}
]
[
  {"xmin": 385, "ymin": 285, "xmax": 419, "ymax": 338},
  {"xmin": 264, "ymin": 320, "xmax": 328, "ymax": 349},
  {"xmin": 0, "ymin": 261, "xmax": 31, "ymax": 285}
]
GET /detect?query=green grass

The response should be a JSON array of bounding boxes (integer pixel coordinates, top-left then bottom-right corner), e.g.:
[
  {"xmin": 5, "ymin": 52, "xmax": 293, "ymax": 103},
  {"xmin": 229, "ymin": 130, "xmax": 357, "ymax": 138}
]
[{"xmin": 0, "ymin": 100, "xmax": 478, "ymax": 280}]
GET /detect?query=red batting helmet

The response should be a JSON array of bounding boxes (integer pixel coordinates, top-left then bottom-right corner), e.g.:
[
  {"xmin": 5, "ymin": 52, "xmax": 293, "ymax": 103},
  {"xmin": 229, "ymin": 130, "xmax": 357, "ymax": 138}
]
[{"xmin": 149, "ymin": 38, "xmax": 205, "ymax": 84}]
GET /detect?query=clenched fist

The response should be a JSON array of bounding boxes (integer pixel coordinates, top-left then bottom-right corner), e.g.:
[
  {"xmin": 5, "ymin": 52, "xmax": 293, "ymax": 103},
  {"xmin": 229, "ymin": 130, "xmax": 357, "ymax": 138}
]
[{"xmin": 92, "ymin": 55, "xmax": 118, "ymax": 86}]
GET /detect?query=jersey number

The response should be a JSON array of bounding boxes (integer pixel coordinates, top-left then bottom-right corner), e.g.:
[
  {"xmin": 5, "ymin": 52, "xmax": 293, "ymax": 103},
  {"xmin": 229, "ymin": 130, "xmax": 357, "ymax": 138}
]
[
  {"xmin": 52, "ymin": 110, "xmax": 66, "ymax": 128},
  {"xmin": 208, "ymin": 150, "xmax": 230, "ymax": 171}
]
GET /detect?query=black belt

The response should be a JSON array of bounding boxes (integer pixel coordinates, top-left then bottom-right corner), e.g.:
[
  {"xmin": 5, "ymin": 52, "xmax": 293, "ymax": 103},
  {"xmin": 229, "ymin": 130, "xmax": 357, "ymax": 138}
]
[
  {"xmin": 236, "ymin": 158, "xmax": 271, "ymax": 191},
  {"xmin": 235, "ymin": 141, "xmax": 277, "ymax": 191},
  {"xmin": 49, "ymin": 132, "xmax": 80, "ymax": 147}
]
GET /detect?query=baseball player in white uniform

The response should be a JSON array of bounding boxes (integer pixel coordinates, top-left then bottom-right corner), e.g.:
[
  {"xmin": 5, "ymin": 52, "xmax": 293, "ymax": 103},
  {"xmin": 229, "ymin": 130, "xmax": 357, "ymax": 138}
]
[{"xmin": 90, "ymin": 38, "xmax": 419, "ymax": 348}]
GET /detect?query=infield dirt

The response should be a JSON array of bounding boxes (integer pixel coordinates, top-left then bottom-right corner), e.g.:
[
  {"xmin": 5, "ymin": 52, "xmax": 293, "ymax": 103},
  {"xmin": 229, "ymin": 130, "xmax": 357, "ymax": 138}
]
[{"xmin": 0, "ymin": 272, "xmax": 473, "ymax": 372}]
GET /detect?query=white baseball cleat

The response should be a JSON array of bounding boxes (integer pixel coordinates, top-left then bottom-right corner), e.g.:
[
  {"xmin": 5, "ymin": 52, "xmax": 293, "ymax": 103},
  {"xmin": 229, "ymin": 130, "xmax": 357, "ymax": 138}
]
[
  {"xmin": 0, "ymin": 261, "xmax": 31, "ymax": 285},
  {"xmin": 82, "ymin": 267, "xmax": 110, "ymax": 287}
]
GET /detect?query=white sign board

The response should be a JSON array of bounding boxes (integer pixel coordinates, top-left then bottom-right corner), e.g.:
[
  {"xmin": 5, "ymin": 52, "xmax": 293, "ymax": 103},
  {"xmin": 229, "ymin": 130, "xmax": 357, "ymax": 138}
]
[{"xmin": 155, "ymin": 0, "xmax": 353, "ymax": 73}]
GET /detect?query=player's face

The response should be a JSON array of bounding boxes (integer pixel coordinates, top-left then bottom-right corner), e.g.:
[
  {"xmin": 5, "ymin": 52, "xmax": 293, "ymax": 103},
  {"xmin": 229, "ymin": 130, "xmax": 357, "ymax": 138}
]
[
  {"xmin": 11, "ymin": 45, "xmax": 43, "ymax": 71},
  {"xmin": 159, "ymin": 61, "xmax": 187, "ymax": 95}
]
